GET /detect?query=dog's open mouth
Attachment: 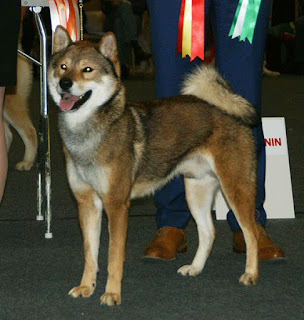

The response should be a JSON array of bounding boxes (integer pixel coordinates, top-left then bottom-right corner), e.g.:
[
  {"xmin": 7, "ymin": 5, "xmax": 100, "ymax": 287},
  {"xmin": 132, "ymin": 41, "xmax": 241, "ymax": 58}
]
[{"xmin": 59, "ymin": 90, "xmax": 92, "ymax": 111}]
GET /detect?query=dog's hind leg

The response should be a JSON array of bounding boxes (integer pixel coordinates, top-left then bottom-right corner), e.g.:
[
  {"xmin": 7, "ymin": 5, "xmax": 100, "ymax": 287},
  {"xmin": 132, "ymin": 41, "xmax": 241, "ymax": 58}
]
[
  {"xmin": 68, "ymin": 187, "xmax": 103, "ymax": 299},
  {"xmin": 210, "ymin": 128, "xmax": 259, "ymax": 285},
  {"xmin": 219, "ymin": 173, "xmax": 259, "ymax": 286},
  {"xmin": 178, "ymin": 175, "xmax": 218, "ymax": 277}
]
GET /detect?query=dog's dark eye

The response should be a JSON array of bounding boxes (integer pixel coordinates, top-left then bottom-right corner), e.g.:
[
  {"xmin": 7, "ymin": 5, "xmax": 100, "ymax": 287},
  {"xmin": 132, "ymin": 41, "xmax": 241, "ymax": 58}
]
[
  {"xmin": 61, "ymin": 64, "xmax": 67, "ymax": 70},
  {"xmin": 83, "ymin": 67, "xmax": 94, "ymax": 73}
]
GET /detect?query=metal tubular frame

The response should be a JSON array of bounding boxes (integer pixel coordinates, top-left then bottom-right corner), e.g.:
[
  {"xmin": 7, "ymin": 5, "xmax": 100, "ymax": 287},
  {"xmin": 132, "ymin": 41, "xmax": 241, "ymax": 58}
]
[{"xmin": 19, "ymin": 3, "xmax": 52, "ymax": 239}]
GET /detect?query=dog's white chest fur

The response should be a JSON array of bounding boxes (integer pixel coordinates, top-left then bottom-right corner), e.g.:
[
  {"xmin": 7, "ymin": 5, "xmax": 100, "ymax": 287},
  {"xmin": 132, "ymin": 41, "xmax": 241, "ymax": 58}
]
[{"xmin": 67, "ymin": 159, "xmax": 110, "ymax": 195}]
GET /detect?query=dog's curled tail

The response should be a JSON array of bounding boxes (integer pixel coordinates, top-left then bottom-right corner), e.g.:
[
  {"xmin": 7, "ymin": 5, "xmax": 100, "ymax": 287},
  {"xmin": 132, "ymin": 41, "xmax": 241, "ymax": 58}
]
[{"xmin": 181, "ymin": 65, "xmax": 260, "ymax": 127}]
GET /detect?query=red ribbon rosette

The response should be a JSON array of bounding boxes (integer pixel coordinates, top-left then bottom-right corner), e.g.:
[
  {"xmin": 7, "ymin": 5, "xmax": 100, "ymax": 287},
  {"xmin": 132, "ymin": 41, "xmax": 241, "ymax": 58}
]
[{"xmin": 177, "ymin": 0, "xmax": 205, "ymax": 61}]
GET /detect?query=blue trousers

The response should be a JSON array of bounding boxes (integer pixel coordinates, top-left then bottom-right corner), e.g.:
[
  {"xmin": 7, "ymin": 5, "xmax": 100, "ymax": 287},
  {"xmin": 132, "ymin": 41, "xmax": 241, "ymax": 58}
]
[{"xmin": 146, "ymin": 0, "xmax": 271, "ymax": 231}]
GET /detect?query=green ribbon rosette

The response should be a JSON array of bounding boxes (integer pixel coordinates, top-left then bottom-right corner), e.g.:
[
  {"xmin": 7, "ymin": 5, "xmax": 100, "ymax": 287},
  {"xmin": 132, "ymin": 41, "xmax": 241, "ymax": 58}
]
[{"xmin": 229, "ymin": 0, "xmax": 262, "ymax": 43}]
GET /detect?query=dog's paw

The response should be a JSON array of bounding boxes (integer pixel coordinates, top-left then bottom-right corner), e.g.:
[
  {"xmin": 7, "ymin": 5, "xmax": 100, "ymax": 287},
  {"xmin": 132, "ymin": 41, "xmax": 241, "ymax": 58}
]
[
  {"xmin": 100, "ymin": 292, "xmax": 121, "ymax": 306},
  {"xmin": 177, "ymin": 264, "xmax": 202, "ymax": 276},
  {"xmin": 239, "ymin": 272, "xmax": 258, "ymax": 286},
  {"xmin": 15, "ymin": 161, "xmax": 34, "ymax": 171},
  {"xmin": 68, "ymin": 285, "xmax": 95, "ymax": 298}
]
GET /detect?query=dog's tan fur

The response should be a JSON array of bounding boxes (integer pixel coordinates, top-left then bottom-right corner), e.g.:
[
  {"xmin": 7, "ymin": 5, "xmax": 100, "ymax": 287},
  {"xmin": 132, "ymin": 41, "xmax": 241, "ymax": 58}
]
[
  {"xmin": 48, "ymin": 26, "xmax": 260, "ymax": 306},
  {"xmin": 3, "ymin": 41, "xmax": 37, "ymax": 170}
]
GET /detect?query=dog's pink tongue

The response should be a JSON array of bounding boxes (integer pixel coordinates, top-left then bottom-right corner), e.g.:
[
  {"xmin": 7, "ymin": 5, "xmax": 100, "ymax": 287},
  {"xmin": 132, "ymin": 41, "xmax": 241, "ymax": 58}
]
[{"xmin": 59, "ymin": 93, "xmax": 79, "ymax": 110}]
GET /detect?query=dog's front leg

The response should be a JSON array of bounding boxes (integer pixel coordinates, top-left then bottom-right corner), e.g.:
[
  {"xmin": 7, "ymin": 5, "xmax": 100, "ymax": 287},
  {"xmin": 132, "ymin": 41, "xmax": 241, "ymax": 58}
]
[
  {"xmin": 69, "ymin": 189, "xmax": 103, "ymax": 299},
  {"xmin": 100, "ymin": 198, "xmax": 129, "ymax": 306}
]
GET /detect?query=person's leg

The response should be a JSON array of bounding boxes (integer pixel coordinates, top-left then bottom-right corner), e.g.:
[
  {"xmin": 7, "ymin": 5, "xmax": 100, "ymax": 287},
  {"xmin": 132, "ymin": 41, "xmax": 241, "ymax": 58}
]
[
  {"xmin": 0, "ymin": 87, "xmax": 8, "ymax": 203},
  {"xmin": 103, "ymin": 2, "xmax": 137, "ymax": 78},
  {"xmin": 148, "ymin": 1, "xmax": 204, "ymax": 99},
  {"xmin": 211, "ymin": 0, "xmax": 270, "ymax": 229},
  {"xmin": 0, "ymin": 1, "xmax": 20, "ymax": 203},
  {"xmin": 143, "ymin": 0, "xmax": 205, "ymax": 260},
  {"xmin": 116, "ymin": 2, "xmax": 137, "ymax": 65},
  {"xmin": 211, "ymin": 0, "xmax": 284, "ymax": 260},
  {"xmin": 147, "ymin": 0, "xmax": 202, "ymax": 231}
]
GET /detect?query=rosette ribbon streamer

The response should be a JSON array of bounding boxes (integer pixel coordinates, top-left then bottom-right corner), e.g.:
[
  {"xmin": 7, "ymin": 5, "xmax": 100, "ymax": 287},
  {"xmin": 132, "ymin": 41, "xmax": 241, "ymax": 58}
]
[
  {"xmin": 177, "ymin": 0, "xmax": 205, "ymax": 61},
  {"xmin": 48, "ymin": 0, "xmax": 80, "ymax": 51},
  {"xmin": 229, "ymin": 0, "xmax": 262, "ymax": 43}
]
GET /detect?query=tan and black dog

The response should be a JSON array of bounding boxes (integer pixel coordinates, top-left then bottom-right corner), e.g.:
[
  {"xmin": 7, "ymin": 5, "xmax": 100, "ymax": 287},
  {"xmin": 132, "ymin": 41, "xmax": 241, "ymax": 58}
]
[{"xmin": 48, "ymin": 26, "xmax": 260, "ymax": 306}]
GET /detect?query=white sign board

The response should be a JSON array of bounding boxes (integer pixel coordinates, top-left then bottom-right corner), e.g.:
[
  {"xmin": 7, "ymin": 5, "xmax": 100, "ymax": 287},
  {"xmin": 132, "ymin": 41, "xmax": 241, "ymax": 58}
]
[{"xmin": 215, "ymin": 117, "xmax": 295, "ymax": 220}]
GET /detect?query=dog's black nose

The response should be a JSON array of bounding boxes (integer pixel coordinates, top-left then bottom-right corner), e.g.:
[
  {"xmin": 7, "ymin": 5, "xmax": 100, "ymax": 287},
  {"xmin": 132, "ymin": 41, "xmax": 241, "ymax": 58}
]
[{"xmin": 59, "ymin": 78, "xmax": 73, "ymax": 91}]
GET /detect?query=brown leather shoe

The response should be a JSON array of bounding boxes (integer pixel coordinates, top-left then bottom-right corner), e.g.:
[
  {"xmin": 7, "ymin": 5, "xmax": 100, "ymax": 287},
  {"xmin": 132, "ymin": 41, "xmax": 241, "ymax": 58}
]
[
  {"xmin": 142, "ymin": 226, "xmax": 187, "ymax": 261},
  {"xmin": 233, "ymin": 224, "xmax": 285, "ymax": 261}
]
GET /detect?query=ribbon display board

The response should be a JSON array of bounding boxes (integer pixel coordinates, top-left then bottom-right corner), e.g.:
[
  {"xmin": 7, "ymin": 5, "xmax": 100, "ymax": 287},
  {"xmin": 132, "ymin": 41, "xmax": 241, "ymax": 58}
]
[
  {"xmin": 215, "ymin": 117, "xmax": 295, "ymax": 220},
  {"xmin": 48, "ymin": 0, "xmax": 80, "ymax": 50}
]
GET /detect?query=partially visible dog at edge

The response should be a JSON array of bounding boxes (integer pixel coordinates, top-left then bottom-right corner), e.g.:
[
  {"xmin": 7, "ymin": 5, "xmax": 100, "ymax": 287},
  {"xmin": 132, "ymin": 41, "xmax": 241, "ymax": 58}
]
[
  {"xmin": 3, "ymin": 24, "xmax": 37, "ymax": 171},
  {"xmin": 48, "ymin": 26, "xmax": 261, "ymax": 306}
]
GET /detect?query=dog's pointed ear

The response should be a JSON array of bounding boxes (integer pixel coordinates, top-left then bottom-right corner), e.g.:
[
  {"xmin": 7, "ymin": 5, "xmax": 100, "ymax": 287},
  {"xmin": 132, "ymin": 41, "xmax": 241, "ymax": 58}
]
[
  {"xmin": 98, "ymin": 32, "xmax": 118, "ymax": 62},
  {"xmin": 53, "ymin": 26, "xmax": 73, "ymax": 53}
]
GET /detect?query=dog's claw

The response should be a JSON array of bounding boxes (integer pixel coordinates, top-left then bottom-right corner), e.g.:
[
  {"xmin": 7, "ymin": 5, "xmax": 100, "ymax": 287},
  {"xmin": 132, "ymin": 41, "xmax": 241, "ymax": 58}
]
[
  {"xmin": 100, "ymin": 292, "xmax": 121, "ymax": 306},
  {"xmin": 68, "ymin": 285, "xmax": 95, "ymax": 298}
]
